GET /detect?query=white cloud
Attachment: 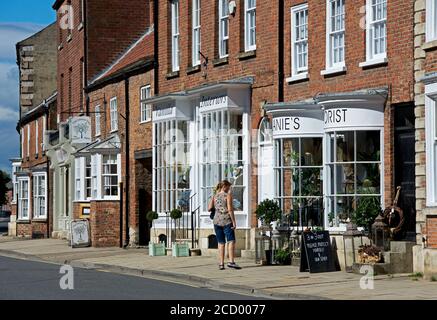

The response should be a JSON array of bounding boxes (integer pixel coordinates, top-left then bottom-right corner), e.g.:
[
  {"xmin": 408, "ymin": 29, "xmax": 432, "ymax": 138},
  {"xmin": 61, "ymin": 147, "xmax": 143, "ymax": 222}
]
[
  {"xmin": 0, "ymin": 106, "xmax": 18, "ymax": 122},
  {"xmin": 0, "ymin": 23, "xmax": 45, "ymax": 62}
]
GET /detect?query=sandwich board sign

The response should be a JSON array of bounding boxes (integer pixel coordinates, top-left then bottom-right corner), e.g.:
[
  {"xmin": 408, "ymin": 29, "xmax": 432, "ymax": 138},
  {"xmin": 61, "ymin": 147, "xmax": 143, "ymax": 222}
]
[
  {"xmin": 71, "ymin": 219, "xmax": 91, "ymax": 248},
  {"xmin": 300, "ymin": 231, "xmax": 336, "ymax": 273}
]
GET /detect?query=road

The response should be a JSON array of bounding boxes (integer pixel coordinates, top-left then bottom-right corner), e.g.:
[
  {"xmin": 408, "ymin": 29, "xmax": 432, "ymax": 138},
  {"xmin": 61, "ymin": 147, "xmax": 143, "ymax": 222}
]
[
  {"xmin": 0, "ymin": 218, "xmax": 8, "ymax": 235},
  {"xmin": 0, "ymin": 256, "xmax": 263, "ymax": 300}
]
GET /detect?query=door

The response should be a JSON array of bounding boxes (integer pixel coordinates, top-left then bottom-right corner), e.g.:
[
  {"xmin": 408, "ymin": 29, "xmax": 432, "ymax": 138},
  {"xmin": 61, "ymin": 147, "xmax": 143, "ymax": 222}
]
[
  {"xmin": 138, "ymin": 157, "xmax": 153, "ymax": 246},
  {"xmin": 394, "ymin": 104, "xmax": 416, "ymax": 240}
]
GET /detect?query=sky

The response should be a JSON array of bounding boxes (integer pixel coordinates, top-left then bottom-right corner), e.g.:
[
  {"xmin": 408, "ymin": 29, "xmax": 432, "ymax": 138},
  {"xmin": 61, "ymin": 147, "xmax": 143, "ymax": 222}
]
[{"xmin": 0, "ymin": 1, "xmax": 55, "ymax": 175}]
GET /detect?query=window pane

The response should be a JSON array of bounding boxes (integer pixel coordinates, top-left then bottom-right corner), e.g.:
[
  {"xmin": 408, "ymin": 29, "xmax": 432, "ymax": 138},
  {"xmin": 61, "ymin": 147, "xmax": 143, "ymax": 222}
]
[
  {"xmin": 356, "ymin": 163, "xmax": 381, "ymax": 194},
  {"xmin": 335, "ymin": 164, "xmax": 355, "ymax": 194},
  {"xmin": 336, "ymin": 132, "xmax": 354, "ymax": 162},
  {"xmin": 301, "ymin": 137, "xmax": 322, "ymax": 166},
  {"xmin": 356, "ymin": 131, "xmax": 380, "ymax": 161}
]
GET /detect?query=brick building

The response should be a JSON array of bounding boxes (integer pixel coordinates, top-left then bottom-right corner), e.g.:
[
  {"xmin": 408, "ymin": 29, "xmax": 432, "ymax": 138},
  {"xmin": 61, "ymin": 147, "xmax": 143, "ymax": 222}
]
[
  {"xmin": 14, "ymin": 23, "xmax": 58, "ymax": 239},
  {"xmin": 46, "ymin": 0, "xmax": 154, "ymax": 240},
  {"xmin": 413, "ymin": 0, "xmax": 437, "ymax": 277}
]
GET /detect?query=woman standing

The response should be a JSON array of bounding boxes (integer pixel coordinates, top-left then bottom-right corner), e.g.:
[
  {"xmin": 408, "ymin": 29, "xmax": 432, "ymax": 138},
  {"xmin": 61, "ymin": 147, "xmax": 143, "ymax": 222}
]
[{"xmin": 208, "ymin": 180, "xmax": 241, "ymax": 270}]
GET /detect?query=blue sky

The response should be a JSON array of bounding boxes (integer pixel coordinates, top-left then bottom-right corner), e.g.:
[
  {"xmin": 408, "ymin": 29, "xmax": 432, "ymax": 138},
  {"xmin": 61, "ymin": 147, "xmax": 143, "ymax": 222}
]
[{"xmin": 0, "ymin": 1, "xmax": 55, "ymax": 174}]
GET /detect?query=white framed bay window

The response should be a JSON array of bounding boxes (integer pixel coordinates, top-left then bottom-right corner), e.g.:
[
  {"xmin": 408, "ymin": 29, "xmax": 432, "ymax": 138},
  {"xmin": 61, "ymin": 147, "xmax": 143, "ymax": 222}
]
[
  {"xmin": 219, "ymin": 0, "xmax": 229, "ymax": 58},
  {"xmin": 33, "ymin": 173, "xmax": 47, "ymax": 219},
  {"xmin": 361, "ymin": 0, "xmax": 387, "ymax": 66},
  {"xmin": 192, "ymin": 0, "xmax": 201, "ymax": 66},
  {"xmin": 323, "ymin": 0, "xmax": 346, "ymax": 74},
  {"xmin": 289, "ymin": 4, "xmax": 309, "ymax": 81},
  {"xmin": 171, "ymin": 0, "xmax": 180, "ymax": 72},
  {"xmin": 200, "ymin": 110, "xmax": 247, "ymax": 214},
  {"xmin": 102, "ymin": 154, "xmax": 120, "ymax": 199},
  {"xmin": 325, "ymin": 130, "xmax": 383, "ymax": 228},
  {"xmin": 245, "ymin": 0, "xmax": 256, "ymax": 52},
  {"xmin": 153, "ymin": 120, "xmax": 191, "ymax": 214},
  {"xmin": 18, "ymin": 177, "xmax": 30, "ymax": 220}
]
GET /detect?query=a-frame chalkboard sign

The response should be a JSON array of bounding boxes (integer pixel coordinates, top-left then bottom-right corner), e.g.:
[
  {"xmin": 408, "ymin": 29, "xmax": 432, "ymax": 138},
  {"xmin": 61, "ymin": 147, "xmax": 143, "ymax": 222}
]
[{"xmin": 300, "ymin": 231, "xmax": 336, "ymax": 273}]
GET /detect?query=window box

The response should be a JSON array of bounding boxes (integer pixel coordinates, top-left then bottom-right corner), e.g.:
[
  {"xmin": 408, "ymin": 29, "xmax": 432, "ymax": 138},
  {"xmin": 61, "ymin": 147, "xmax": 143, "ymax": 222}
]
[
  {"xmin": 286, "ymin": 72, "xmax": 309, "ymax": 84},
  {"xmin": 238, "ymin": 50, "xmax": 256, "ymax": 60},
  {"xmin": 213, "ymin": 56, "xmax": 229, "ymax": 67},
  {"xmin": 321, "ymin": 65, "xmax": 346, "ymax": 76},
  {"xmin": 186, "ymin": 65, "xmax": 201, "ymax": 75}
]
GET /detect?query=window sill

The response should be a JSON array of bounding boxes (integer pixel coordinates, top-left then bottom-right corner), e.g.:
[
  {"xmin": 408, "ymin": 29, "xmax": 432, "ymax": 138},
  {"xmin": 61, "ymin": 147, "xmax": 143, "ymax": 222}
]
[
  {"xmin": 321, "ymin": 65, "xmax": 346, "ymax": 76},
  {"xmin": 166, "ymin": 71, "xmax": 180, "ymax": 79},
  {"xmin": 213, "ymin": 56, "xmax": 229, "ymax": 67},
  {"xmin": 359, "ymin": 57, "xmax": 387, "ymax": 69},
  {"xmin": 186, "ymin": 65, "xmax": 201, "ymax": 75},
  {"xmin": 32, "ymin": 218, "xmax": 48, "ymax": 222},
  {"xmin": 78, "ymin": 22, "xmax": 84, "ymax": 31},
  {"xmin": 16, "ymin": 219, "xmax": 31, "ymax": 224},
  {"xmin": 110, "ymin": 129, "xmax": 118, "ymax": 134},
  {"xmin": 238, "ymin": 50, "xmax": 256, "ymax": 60},
  {"xmin": 140, "ymin": 120, "xmax": 152, "ymax": 124},
  {"xmin": 423, "ymin": 40, "xmax": 437, "ymax": 51},
  {"xmin": 95, "ymin": 134, "xmax": 101, "ymax": 138},
  {"xmin": 58, "ymin": 43, "xmax": 63, "ymax": 51},
  {"xmin": 67, "ymin": 34, "xmax": 72, "ymax": 43},
  {"xmin": 73, "ymin": 200, "xmax": 91, "ymax": 203},
  {"xmin": 286, "ymin": 72, "xmax": 309, "ymax": 83}
]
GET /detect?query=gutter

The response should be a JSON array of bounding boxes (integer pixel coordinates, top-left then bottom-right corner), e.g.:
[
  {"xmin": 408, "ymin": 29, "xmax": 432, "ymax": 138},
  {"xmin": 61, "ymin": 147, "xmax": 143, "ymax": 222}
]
[
  {"xmin": 278, "ymin": 0, "xmax": 284, "ymax": 102},
  {"xmin": 124, "ymin": 77, "xmax": 130, "ymax": 248}
]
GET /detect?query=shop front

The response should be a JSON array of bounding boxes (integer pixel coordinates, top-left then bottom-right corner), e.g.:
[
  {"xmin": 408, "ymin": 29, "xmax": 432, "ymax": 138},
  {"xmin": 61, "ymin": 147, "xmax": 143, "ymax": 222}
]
[
  {"xmin": 264, "ymin": 89, "xmax": 388, "ymax": 232},
  {"xmin": 147, "ymin": 79, "xmax": 253, "ymax": 252}
]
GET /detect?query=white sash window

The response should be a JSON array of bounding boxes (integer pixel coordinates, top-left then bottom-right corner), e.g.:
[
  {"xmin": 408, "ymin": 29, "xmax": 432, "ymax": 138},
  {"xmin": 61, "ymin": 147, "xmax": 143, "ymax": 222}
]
[
  {"xmin": 326, "ymin": 0, "xmax": 345, "ymax": 70},
  {"xmin": 245, "ymin": 0, "xmax": 256, "ymax": 51},
  {"xmin": 192, "ymin": 0, "xmax": 201, "ymax": 66},
  {"xmin": 171, "ymin": 0, "xmax": 180, "ymax": 72},
  {"xmin": 33, "ymin": 173, "xmax": 47, "ymax": 219},
  {"xmin": 219, "ymin": 0, "xmax": 229, "ymax": 58}
]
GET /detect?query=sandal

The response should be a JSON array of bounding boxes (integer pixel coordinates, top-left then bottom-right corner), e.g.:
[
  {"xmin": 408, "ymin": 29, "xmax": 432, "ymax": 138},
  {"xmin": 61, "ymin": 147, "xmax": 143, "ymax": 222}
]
[
  {"xmin": 219, "ymin": 264, "xmax": 225, "ymax": 270},
  {"xmin": 227, "ymin": 262, "xmax": 242, "ymax": 270}
]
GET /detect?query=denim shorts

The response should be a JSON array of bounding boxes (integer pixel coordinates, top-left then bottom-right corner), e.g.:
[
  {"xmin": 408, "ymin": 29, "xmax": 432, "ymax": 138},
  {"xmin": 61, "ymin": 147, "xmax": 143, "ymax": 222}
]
[{"xmin": 214, "ymin": 224, "xmax": 236, "ymax": 244}]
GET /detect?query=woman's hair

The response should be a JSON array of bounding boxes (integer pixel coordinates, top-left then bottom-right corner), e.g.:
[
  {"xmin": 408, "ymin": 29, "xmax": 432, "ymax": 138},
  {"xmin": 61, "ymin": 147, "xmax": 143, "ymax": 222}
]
[{"xmin": 214, "ymin": 180, "xmax": 232, "ymax": 193}]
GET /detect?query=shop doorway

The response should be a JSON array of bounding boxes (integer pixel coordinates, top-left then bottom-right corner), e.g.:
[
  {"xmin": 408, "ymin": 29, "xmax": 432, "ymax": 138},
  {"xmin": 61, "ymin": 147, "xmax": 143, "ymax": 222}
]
[
  {"xmin": 394, "ymin": 104, "xmax": 416, "ymax": 240},
  {"xmin": 136, "ymin": 154, "xmax": 153, "ymax": 246}
]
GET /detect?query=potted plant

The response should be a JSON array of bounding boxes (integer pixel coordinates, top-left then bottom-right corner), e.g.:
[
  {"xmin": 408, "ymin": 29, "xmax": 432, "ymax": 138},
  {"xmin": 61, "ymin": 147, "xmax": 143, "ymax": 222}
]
[
  {"xmin": 147, "ymin": 211, "xmax": 166, "ymax": 256},
  {"xmin": 352, "ymin": 195, "xmax": 381, "ymax": 233},
  {"xmin": 256, "ymin": 199, "xmax": 282, "ymax": 265},
  {"xmin": 274, "ymin": 248, "xmax": 292, "ymax": 265}
]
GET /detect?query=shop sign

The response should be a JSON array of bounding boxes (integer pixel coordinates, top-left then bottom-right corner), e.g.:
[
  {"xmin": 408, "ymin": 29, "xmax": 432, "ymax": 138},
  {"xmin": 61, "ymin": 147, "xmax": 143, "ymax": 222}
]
[
  {"xmin": 70, "ymin": 219, "xmax": 91, "ymax": 248},
  {"xmin": 70, "ymin": 117, "xmax": 91, "ymax": 144},
  {"xmin": 272, "ymin": 115, "xmax": 323, "ymax": 137},
  {"xmin": 199, "ymin": 94, "xmax": 228, "ymax": 111},
  {"xmin": 324, "ymin": 107, "xmax": 384, "ymax": 131},
  {"xmin": 300, "ymin": 231, "xmax": 337, "ymax": 273},
  {"xmin": 153, "ymin": 102, "xmax": 177, "ymax": 121}
]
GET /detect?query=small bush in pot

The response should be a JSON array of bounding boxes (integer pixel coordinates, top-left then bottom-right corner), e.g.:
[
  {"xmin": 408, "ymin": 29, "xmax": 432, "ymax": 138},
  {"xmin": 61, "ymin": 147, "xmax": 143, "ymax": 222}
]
[
  {"xmin": 256, "ymin": 199, "xmax": 282, "ymax": 227},
  {"xmin": 274, "ymin": 248, "xmax": 292, "ymax": 265}
]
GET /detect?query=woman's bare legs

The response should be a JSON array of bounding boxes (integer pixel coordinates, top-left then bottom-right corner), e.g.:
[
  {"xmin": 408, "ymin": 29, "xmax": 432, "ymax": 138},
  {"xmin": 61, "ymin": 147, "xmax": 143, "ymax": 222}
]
[
  {"xmin": 218, "ymin": 243, "xmax": 225, "ymax": 266},
  {"xmin": 228, "ymin": 241, "xmax": 235, "ymax": 263}
]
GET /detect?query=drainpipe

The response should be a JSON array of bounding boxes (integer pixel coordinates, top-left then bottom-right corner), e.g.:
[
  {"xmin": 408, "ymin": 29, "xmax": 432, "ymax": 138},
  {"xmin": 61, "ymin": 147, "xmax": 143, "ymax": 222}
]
[
  {"xmin": 153, "ymin": 0, "xmax": 159, "ymax": 96},
  {"xmin": 278, "ymin": 0, "xmax": 284, "ymax": 102},
  {"xmin": 124, "ymin": 77, "xmax": 130, "ymax": 248},
  {"xmin": 46, "ymin": 104, "xmax": 50, "ymax": 238},
  {"xmin": 84, "ymin": 0, "xmax": 89, "ymax": 116}
]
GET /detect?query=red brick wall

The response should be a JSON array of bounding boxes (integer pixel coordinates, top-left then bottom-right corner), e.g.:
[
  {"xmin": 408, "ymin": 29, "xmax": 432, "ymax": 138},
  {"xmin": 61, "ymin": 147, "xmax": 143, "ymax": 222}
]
[
  {"xmin": 425, "ymin": 216, "xmax": 437, "ymax": 248},
  {"xmin": 89, "ymin": 201, "xmax": 120, "ymax": 247}
]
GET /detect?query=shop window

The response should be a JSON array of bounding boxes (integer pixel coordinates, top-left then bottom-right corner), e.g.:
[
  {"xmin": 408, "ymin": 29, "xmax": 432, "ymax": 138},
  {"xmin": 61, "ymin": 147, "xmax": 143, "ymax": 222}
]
[
  {"xmin": 325, "ymin": 0, "xmax": 345, "ymax": 70},
  {"xmin": 200, "ymin": 110, "xmax": 245, "ymax": 212},
  {"xmin": 91, "ymin": 155, "xmax": 99, "ymax": 199},
  {"xmin": 219, "ymin": 0, "xmax": 229, "ymax": 58},
  {"xmin": 426, "ymin": 0, "xmax": 437, "ymax": 42},
  {"xmin": 33, "ymin": 174, "xmax": 47, "ymax": 219},
  {"xmin": 326, "ymin": 130, "xmax": 382, "ymax": 227},
  {"xmin": 110, "ymin": 97, "xmax": 118, "ymax": 132},
  {"xmin": 153, "ymin": 120, "xmax": 191, "ymax": 213},
  {"xmin": 140, "ymin": 86, "xmax": 152, "ymax": 123},
  {"xmin": 75, "ymin": 158, "xmax": 82, "ymax": 200},
  {"xmin": 291, "ymin": 4, "xmax": 308, "ymax": 76},
  {"xmin": 275, "ymin": 137, "xmax": 323, "ymax": 227},
  {"xmin": 18, "ymin": 178, "xmax": 30, "ymax": 220},
  {"xmin": 171, "ymin": 0, "xmax": 180, "ymax": 72},
  {"xmin": 85, "ymin": 158, "xmax": 92, "ymax": 199},
  {"xmin": 192, "ymin": 0, "xmax": 201, "ymax": 66},
  {"xmin": 365, "ymin": 0, "xmax": 387, "ymax": 62},
  {"xmin": 103, "ymin": 155, "xmax": 119, "ymax": 198},
  {"xmin": 245, "ymin": 0, "xmax": 256, "ymax": 51}
]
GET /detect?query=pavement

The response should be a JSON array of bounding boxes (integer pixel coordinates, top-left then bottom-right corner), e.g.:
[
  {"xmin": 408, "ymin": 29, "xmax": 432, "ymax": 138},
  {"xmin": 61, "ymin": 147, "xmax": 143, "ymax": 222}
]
[{"xmin": 0, "ymin": 238, "xmax": 436, "ymax": 300}]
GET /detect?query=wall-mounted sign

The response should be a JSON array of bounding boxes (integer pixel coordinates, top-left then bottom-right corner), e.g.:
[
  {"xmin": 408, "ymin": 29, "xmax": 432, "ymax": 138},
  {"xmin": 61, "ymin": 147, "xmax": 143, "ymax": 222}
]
[
  {"xmin": 70, "ymin": 117, "xmax": 91, "ymax": 144},
  {"xmin": 323, "ymin": 106, "xmax": 384, "ymax": 131},
  {"xmin": 70, "ymin": 219, "xmax": 91, "ymax": 248},
  {"xmin": 200, "ymin": 94, "xmax": 229, "ymax": 110},
  {"xmin": 272, "ymin": 114, "xmax": 323, "ymax": 138}
]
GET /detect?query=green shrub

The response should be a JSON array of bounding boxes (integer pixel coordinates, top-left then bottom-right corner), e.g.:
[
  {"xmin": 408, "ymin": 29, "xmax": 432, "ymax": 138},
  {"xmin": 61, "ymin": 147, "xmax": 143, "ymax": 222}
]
[
  {"xmin": 146, "ymin": 211, "xmax": 159, "ymax": 222},
  {"xmin": 170, "ymin": 209, "xmax": 183, "ymax": 220},
  {"xmin": 256, "ymin": 199, "xmax": 282, "ymax": 226}
]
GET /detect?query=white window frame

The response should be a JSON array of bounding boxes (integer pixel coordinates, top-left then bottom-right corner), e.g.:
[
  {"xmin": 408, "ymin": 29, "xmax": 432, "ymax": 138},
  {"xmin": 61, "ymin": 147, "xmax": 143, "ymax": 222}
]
[
  {"xmin": 291, "ymin": 4, "xmax": 309, "ymax": 78},
  {"xmin": 245, "ymin": 0, "xmax": 257, "ymax": 52},
  {"xmin": 192, "ymin": 0, "xmax": 201, "ymax": 66},
  {"xmin": 42, "ymin": 115, "xmax": 46, "ymax": 151},
  {"xmin": 35, "ymin": 120, "xmax": 39, "ymax": 156},
  {"xmin": 425, "ymin": 83, "xmax": 437, "ymax": 206},
  {"xmin": 18, "ymin": 177, "xmax": 30, "ymax": 221},
  {"xmin": 75, "ymin": 158, "xmax": 83, "ymax": 201},
  {"xmin": 33, "ymin": 173, "xmax": 47, "ymax": 219},
  {"xmin": 219, "ymin": 0, "xmax": 229, "ymax": 58},
  {"xmin": 140, "ymin": 86, "xmax": 152, "ymax": 123},
  {"xmin": 11, "ymin": 163, "xmax": 20, "ymax": 204},
  {"xmin": 91, "ymin": 154, "xmax": 100, "ymax": 199},
  {"xmin": 426, "ymin": 0, "xmax": 437, "ymax": 42},
  {"xmin": 102, "ymin": 154, "xmax": 121, "ymax": 200},
  {"xmin": 110, "ymin": 97, "xmax": 118, "ymax": 132},
  {"xmin": 21, "ymin": 129, "xmax": 24, "ymax": 158},
  {"xmin": 364, "ymin": 0, "xmax": 387, "ymax": 63},
  {"xmin": 27, "ymin": 124, "xmax": 30, "ymax": 158},
  {"xmin": 324, "ymin": 0, "xmax": 346, "ymax": 73},
  {"xmin": 171, "ymin": 0, "xmax": 180, "ymax": 72},
  {"xmin": 95, "ymin": 105, "xmax": 101, "ymax": 137}
]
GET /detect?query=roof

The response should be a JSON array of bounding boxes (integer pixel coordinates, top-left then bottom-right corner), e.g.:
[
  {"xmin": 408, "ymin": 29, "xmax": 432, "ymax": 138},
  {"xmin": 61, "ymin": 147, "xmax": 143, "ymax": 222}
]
[
  {"xmin": 90, "ymin": 26, "xmax": 154, "ymax": 85},
  {"xmin": 52, "ymin": 0, "xmax": 65, "ymax": 10}
]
